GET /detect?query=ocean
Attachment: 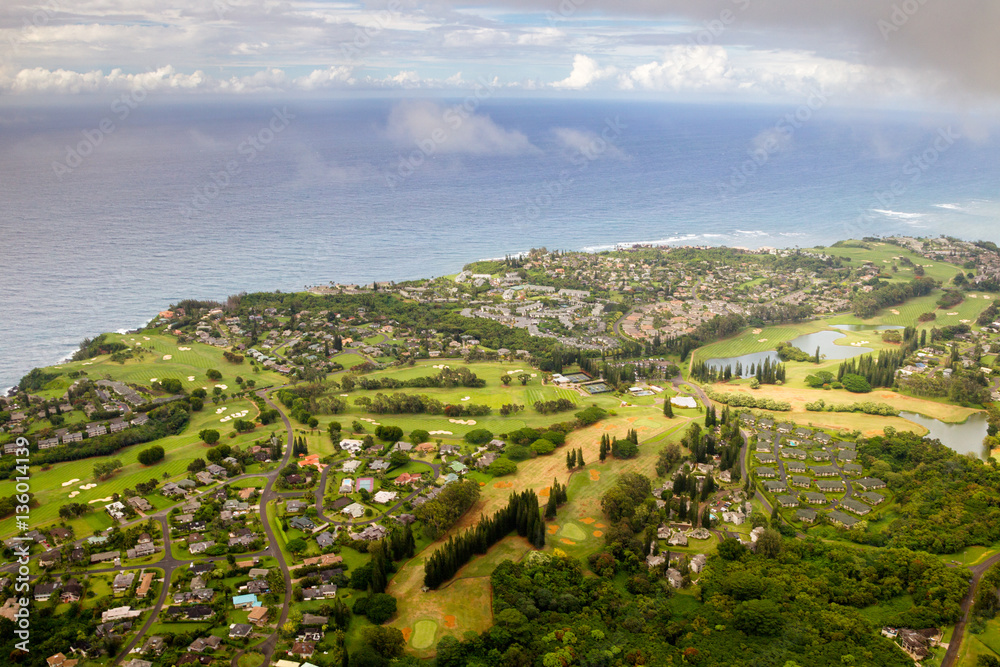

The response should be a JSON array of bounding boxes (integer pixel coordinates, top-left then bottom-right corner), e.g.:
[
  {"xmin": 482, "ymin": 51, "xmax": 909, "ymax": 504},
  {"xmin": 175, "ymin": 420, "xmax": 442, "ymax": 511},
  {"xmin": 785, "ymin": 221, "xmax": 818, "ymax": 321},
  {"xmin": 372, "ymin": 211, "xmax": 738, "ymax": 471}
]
[{"xmin": 2, "ymin": 97, "xmax": 1000, "ymax": 389}]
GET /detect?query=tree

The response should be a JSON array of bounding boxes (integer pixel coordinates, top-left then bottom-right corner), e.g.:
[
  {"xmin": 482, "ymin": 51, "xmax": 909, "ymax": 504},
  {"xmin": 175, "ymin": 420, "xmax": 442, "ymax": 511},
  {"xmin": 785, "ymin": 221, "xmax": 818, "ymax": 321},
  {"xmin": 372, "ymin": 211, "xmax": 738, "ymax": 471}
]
[
  {"xmin": 287, "ymin": 538, "xmax": 308, "ymax": 554},
  {"xmin": 755, "ymin": 528, "xmax": 783, "ymax": 559},
  {"xmin": 199, "ymin": 429, "xmax": 220, "ymax": 445},
  {"xmin": 488, "ymin": 458, "xmax": 517, "ymax": 476},
  {"xmin": 206, "ymin": 369, "xmax": 222, "ymax": 380},
  {"xmin": 464, "ymin": 428, "xmax": 494, "ymax": 445},
  {"xmin": 362, "ymin": 593, "xmax": 397, "ymax": 624},
  {"xmin": 93, "ymin": 459, "xmax": 123, "ymax": 481},
  {"xmin": 577, "ymin": 447, "xmax": 584, "ymax": 467},
  {"xmin": 137, "ymin": 445, "xmax": 165, "ymax": 465},
  {"xmin": 664, "ymin": 399, "xmax": 673, "ymax": 418},
  {"xmin": 362, "ymin": 625, "xmax": 405, "ymax": 659},
  {"xmin": 410, "ymin": 429, "xmax": 429, "ymax": 445},
  {"xmin": 500, "ymin": 374, "xmax": 512, "ymax": 385}
]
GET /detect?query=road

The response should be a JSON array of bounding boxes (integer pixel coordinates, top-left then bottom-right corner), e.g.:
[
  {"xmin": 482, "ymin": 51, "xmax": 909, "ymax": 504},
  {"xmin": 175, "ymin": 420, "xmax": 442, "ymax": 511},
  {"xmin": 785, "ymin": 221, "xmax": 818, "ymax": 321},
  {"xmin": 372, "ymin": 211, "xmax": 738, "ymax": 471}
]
[{"xmin": 942, "ymin": 553, "xmax": 1000, "ymax": 667}]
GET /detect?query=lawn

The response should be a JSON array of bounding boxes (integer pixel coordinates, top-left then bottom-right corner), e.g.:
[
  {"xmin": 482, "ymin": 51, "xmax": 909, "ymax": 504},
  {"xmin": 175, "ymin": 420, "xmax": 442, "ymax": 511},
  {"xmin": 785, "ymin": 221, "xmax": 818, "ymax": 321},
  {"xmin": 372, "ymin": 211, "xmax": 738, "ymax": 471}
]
[{"xmin": 36, "ymin": 331, "xmax": 285, "ymax": 401}]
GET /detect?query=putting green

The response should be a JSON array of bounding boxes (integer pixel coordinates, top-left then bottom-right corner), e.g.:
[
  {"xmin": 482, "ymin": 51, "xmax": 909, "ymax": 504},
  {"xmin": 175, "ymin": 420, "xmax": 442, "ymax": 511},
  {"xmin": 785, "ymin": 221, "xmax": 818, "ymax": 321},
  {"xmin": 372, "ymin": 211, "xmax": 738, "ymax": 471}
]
[
  {"xmin": 559, "ymin": 522, "xmax": 587, "ymax": 541},
  {"xmin": 411, "ymin": 619, "xmax": 438, "ymax": 649}
]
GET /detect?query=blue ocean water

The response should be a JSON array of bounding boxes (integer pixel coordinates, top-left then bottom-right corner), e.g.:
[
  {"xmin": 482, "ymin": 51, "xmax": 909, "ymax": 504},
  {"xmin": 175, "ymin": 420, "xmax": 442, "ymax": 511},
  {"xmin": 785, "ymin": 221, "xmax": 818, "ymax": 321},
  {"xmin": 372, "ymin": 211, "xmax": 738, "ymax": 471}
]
[{"xmin": 2, "ymin": 97, "xmax": 999, "ymax": 389}]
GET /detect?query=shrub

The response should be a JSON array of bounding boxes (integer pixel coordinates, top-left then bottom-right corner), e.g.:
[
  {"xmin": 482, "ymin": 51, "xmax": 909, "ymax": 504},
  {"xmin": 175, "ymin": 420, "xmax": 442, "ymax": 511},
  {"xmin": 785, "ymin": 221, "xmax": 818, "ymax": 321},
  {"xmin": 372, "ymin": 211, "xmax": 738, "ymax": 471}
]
[
  {"xmin": 530, "ymin": 439, "xmax": 556, "ymax": 455},
  {"xmin": 464, "ymin": 428, "xmax": 494, "ymax": 445},
  {"xmin": 137, "ymin": 445, "xmax": 165, "ymax": 465},
  {"xmin": 487, "ymin": 458, "xmax": 518, "ymax": 476}
]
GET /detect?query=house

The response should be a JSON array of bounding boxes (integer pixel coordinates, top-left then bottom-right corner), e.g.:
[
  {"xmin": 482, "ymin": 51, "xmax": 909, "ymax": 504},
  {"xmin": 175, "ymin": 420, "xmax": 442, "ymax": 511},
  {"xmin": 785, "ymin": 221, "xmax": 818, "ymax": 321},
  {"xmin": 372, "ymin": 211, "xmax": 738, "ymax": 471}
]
[
  {"xmin": 34, "ymin": 582, "xmax": 60, "ymax": 602},
  {"xmin": 816, "ymin": 479, "xmax": 845, "ymax": 492},
  {"xmin": 810, "ymin": 450, "xmax": 831, "ymax": 461},
  {"xmin": 302, "ymin": 613, "xmax": 329, "ymax": 626},
  {"xmin": 338, "ymin": 478, "xmax": 354, "ymax": 494},
  {"xmin": 776, "ymin": 495, "xmax": 799, "ymax": 508},
  {"xmin": 229, "ymin": 623, "xmax": 253, "ymax": 639},
  {"xmin": 476, "ymin": 452, "xmax": 499, "ymax": 469},
  {"xmin": 785, "ymin": 460, "xmax": 807, "ymax": 473},
  {"xmin": 232, "ymin": 594, "xmax": 259, "ymax": 610},
  {"xmin": 782, "ymin": 448, "xmax": 807, "ymax": 460},
  {"xmin": 189, "ymin": 541, "xmax": 215, "ymax": 554},
  {"xmin": 689, "ymin": 553, "xmax": 708, "ymax": 573},
  {"xmin": 49, "ymin": 526, "xmax": 72, "ymax": 543},
  {"xmin": 828, "ymin": 510, "xmax": 859, "ymax": 528},
  {"xmin": 137, "ymin": 572, "xmax": 154, "ymax": 598},
  {"xmin": 804, "ymin": 492, "xmax": 827, "ymax": 504},
  {"xmin": 449, "ymin": 461, "xmax": 468, "ymax": 474},
  {"xmin": 248, "ymin": 606, "xmax": 269, "ymax": 625},
  {"xmin": 776, "ymin": 422, "xmax": 794, "ymax": 434},
  {"xmin": 756, "ymin": 467, "xmax": 777, "ymax": 479},
  {"xmin": 127, "ymin": 542, "xmax": 156, "ymax": 559},
  {"xmin": 667, "ymin": 532, "xmax": 688, "ymax": 547},
  {"xmin": 316, "ymin": 532, "xmax": 336, "ymax": 548},
  {"xmin": 290, "ymin": 641, "xmax": 316, "ymax": 658},
  {"xmin": 141, "ymin": 636, "xmax": 166, "ymax": 656},
  {"xmin": 394, "ymin": 472, "xmax": 422, "ymax": 485},
  {"xmin": 856, "ymin": 477, "xmax": 887, "ymax": 491},
  {"xmin": 121, "ymin": 661, "xmax": 152, "ymax": 667},
  {"xmin": 352, "ymin": 524, "xmax": 388, "ymax": 541},
  {"xmin": 185, "ymin": 605, "xmax": 214, "ymax": 621},
  {"xmin": 793, "ymin": 427, "xmax": 813, "ymax": 438},
  {"xmin": 302, "ymin": 585, "xmax": 338, "ymax": 601},
  {"xmin": 206, "ymin": 464, "xmax": 228, "ymax": 478},
  {"xmin": 127, "ymin": 497, "xmax": 152, "ymax": 512},
  {"xmin": 247, "ymin": 580, "xmax": 269, "ymax": 595},
  {"xmin": 393, "ymin": 441, "xmax": 413, "ymax": 453},
  {"xmin": 39, "ymin": 549, "xmax": 61, "ymax": 568},
  {"xmin": 811, "ymin": 465, "xmax": 840, "ymax": 477},
  {"xmin": 369, "ymin": 459, "xmax": 390, "ymax": 472},
  {"xmin": 665, "ymin": 568, "xmax": 683, "ymax": 588},
  {"xmin": 341, "ymin": 460, "xmax": 363, "ymax": 474},
  {"xmin": 755, "ymin": 452, "xmax": 777, "ymax": 464},
  {"xmin": 861, "ymin": 491, "xmax": 885, "ymax": 505},
  {"xmin": 188, "ymin": 636, "xmax": 223, "ymax": 653},
  {"xmin": 339, "ymin": 438, "xmax": 364, "ymax": 453},
  {"xmin": 289, "ymin": 516, "xmax": 317, "ymax": 532},
  {"xmin": 341, "ymin": 503, "xmax": 366, "ymax": 519},
  {"xmin": 841, "ymin": 498, "xmax": 872, "ymax": 515},
  {"xmin": 286, "ymin": 500, "xmax": 308, "ymax": 513},
  {"xmin": 762, "ymin": 480, "xmax": 786, "ymax": 493},
  {"xmin": 113, "ymin": 572, "xmax": 136, "ymax": 593},
  {"xmin": 796, "ymin": 508, "xmax": 818, "ymax": 523},
  {"xmin": 61, "ymin": 580, "xmax": 83, "ymax": 603},
  {"xmin": 90, "ymin": 550, "xmax": 120, "ymax": 564},
  {"xmin": 161, "ymin": 483, "xmax": 187, "ymax": 498},
  {"xmin": 372, "ymin": 490, "xmax": 397, "ymax": 504},
  {"xmin": 790, "ymin": 475, "xmax": 812, "ymax": 488},
  {"xmin": 46, "ymin": 653, "xmax": 76, "ymax": 667},
  {"xmin": 195, "ymin": 471, "xmax": 214, "ymax": 485}
]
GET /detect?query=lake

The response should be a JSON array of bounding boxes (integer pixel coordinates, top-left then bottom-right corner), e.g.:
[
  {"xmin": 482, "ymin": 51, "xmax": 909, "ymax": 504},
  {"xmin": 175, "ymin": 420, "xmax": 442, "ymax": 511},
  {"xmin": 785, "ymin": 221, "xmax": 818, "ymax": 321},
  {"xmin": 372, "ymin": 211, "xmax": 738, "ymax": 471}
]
[
  {"xmin": 705, "ymin": 329, "xmax": 873, "ymax": 378},
  {"xmin": 899, "ymin": 410, "xmax": 989, "ymax": 459}
]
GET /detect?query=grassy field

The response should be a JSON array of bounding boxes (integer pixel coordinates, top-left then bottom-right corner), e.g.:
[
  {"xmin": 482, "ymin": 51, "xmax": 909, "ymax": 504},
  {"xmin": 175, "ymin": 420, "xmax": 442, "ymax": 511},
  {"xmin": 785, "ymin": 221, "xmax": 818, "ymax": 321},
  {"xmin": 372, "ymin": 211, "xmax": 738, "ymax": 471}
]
[
  {"xmin": 0, "ymin": 396, "xmax": 281, "ymax": 539},
  {"xmin": 385, "ymin": 406, "xmax": 693, "ymax": 655},
  {"xmin": 33, "ymin": 331, "xmax": 286, "ymax": 400}
]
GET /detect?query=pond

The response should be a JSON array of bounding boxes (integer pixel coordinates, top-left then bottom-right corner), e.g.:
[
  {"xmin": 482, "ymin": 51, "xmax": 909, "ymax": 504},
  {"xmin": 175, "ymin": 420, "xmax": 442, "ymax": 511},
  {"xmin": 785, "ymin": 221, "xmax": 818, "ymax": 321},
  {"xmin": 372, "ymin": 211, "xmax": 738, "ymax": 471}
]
[
  {"xmin": 705, "ymin": 330, "xmax": 873, "ymax": 378},
  {"xmin": 899, "ymin": 410, "xmax": 989, "ymax": 459}
]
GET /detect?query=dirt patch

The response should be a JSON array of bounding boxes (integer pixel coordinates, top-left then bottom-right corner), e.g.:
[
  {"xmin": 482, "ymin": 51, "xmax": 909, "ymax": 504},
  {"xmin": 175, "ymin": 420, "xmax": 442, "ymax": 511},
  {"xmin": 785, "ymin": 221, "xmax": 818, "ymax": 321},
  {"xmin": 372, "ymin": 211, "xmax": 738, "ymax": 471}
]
[
  {"xmin": 444, "ymin": 615, "xmax": 457, "ymax": 629},
  {"xmin": 593, "ymin": 530, "xmax": 604, "ymax": 537},
  {"xmin": 589, "ymin": 469, "xmax": 601, "ymax": 481},
  {"xmin": 603, "ymin": 425, "xmax": 616, "ymax": 431},
  {"xmin": 595, "ymin": 522, "xmax": 606, "ymax": 529},
  {"xmin": 547, "ymin": 524, "xmax": 559, "ymax": 534},
  {"xmin": 401, "ymin": 627, "xmax": 413, "ymax": 642},
  {"xmin": 493, "ymin": 481, "xmax": 513, "ymax": 489},
  {"xmin": 560, "ymin": 538, "xmax": 576, "ymax": 545},
  {"xmin": 479, "ymin": 482, "xmax": 486, "ymax": 486},
  {"xmin": 580, "ymin": 517, "xmax": 595, "ymax": 524},
  {"xmin": 538, "ymin": 487, "xmax": 550, "ymax": 497}
]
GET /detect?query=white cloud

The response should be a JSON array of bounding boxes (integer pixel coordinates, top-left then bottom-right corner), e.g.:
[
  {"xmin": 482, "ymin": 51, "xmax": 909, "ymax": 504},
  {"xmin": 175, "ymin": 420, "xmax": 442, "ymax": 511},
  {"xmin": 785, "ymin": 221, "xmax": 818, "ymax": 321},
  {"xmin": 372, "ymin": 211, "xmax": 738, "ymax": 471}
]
[
  {"xmin": 294, "ymin": 65, "xmax": 355, "ymax": 90},
  {"xmin": 619, "ymin": 46, "xmax": 731, "ymax": 92},
  {"xmin": 552, "ymin": 54, "xmax": 617, "ymax": 90},
  {"xmin": 384, "ymin": 100, "xmax": 538, "ymax": 155}
]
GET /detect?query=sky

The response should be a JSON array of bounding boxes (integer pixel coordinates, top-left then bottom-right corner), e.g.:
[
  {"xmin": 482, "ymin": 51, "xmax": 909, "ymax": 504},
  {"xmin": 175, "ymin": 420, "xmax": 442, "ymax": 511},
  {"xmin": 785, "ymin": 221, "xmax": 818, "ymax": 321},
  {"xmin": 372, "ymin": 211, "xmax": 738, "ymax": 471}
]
[{"xmin": 0, "ymin": 0, "xmax": 998, "ymax": 109}]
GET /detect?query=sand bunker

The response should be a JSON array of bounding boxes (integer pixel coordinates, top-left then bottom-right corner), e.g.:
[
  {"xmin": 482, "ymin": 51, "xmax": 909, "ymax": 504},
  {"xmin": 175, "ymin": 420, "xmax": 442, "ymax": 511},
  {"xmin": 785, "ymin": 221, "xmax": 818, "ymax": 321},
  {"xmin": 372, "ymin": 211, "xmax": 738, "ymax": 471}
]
[
  {"xmin": 215, "ymin": 384, "xmax": 228, "ymax": 389},
  {"xmin": 162, "ymin": 355, "xmax": 172, "ymax": 360},
  {"xmin": 580, "ymin": 517, "xmax": 595, "ymax": 524},
  {"xmin": 82, "ymin": 362, "xmax": 93, "ymax": 365},
  {"xmin": 460, "ymin": 396, "xmax": 471, "ymax": 401},
  {"xmin": 443, "ymin": 615, "xmax": 457, "ymax": 629},
  {"xmin": 68, "ymin": 491, "xmax": 79, "ymax": 498},
  {"xmin": 493, "ymin": 481, "xmax": 513, "ymax": 489},
  {"xmin": 340, "ymin": 394, "xmax": 348, "ymax": 397},
  {"xmin": 79, "ymin": 483, "xmax": 97, "ymax": 490},
  {"xmin": 752, "ymin": 328, "xmax": 763, "ymax": 334},
  {"xmin": 969, "ymin": 294, "xmax": 979, "ymax": 298},
  {"xmin": 432, "ymin": 364, "xmax": 451, "ymax": 370},
  {"xmin": 589, "ymin": 469, "xmax": 601, "ymax": 480},
  {"xmin": 178, "ymin": 346, "xmax": 191, "ymax": 351},
  {"xmin": 593, "ymin": 530, "xmax": 603, "ymax": 537},
  {"xmin": 149, "ymin": 378, "xmax": 158, "ymax": 383},
  {"xmin": 757, "ymin": 338, "xmax": 768, "ymax": 343},
  {"xmin": 88, "ymin": 496, "xmax": 113, "ymax": 504},
  {"xmin": 448, "ymin": 419, "xmax": 476, "ymax": 425},
  {"xmin": 187, "ymin": 376, "xmax": 195, "ymax": 381},
  {"xmin": 890, "ymin": 309, "xmax": 901, "ymax": 315},
  {"xmin": 946, "ymin": 312, "xmax": 958, "ymax": 316},
  {"xmin": 220, "ymin": 417, "xmax": 231, "ymax": 422},
  {"xmin": 61, "ymin": 478, "xmax": 81, "ymax": 487},
  {"xmin": 530, "ymin": 373, "xmax": 537, "ymax": 377},
  {"xmin": 216, "ymin": 407, "xmax": 228, "ymax": 413},
  {"xmin": 429, "ymin": 430, "xmax": 453, "ymax": 435},
  {"xmin": 960, "ymin": 319, "xmax": 971, "ymax": 324}
]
